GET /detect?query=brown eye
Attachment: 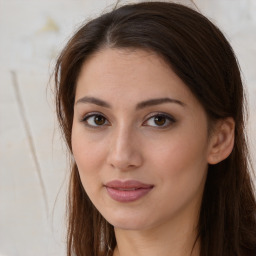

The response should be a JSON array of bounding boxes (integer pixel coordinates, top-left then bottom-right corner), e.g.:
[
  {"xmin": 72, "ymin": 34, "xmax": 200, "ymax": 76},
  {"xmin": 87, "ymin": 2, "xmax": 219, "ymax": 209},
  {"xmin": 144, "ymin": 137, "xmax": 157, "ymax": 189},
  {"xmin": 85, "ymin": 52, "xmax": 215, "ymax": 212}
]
[
  {"xmin": 154, "ymin": 115, "xmax": 166, "ymax": 126},
  {"xmin": 144, "ymin": 113, "xmax": 176, "ymax": 128},
  {"xmin": 82, "ymin": 113, "xmax": 109, "ymax": 127},
  {"xmin": 94, "ymin": 115, "xmax": 106, "ymax": 125}
]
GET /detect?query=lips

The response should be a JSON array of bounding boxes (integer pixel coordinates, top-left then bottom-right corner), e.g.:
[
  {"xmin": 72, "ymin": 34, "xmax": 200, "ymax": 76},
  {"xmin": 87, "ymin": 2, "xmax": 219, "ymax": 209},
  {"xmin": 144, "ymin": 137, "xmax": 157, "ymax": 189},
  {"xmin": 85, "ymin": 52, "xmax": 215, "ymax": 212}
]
[{"xmin": 104, "ymin": 180, "xmax": 154, "ymax": 202}]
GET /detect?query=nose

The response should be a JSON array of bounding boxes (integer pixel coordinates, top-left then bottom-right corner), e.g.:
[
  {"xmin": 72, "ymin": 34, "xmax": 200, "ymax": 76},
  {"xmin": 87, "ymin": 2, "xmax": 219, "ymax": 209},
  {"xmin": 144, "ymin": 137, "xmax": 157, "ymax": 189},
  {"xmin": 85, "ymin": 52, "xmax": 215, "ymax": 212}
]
[{"xmin": 106, "ymin": 125, "xmax": 143, "ymax": 171}]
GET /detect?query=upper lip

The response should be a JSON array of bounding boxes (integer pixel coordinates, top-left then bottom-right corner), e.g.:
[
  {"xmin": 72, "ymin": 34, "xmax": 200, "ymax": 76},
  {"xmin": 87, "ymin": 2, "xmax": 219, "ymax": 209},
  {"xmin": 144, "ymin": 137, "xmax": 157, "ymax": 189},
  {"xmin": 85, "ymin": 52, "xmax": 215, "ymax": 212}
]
[{"xmin": 105, "ymin": 180, "xmax": 154, "ymax": 189}]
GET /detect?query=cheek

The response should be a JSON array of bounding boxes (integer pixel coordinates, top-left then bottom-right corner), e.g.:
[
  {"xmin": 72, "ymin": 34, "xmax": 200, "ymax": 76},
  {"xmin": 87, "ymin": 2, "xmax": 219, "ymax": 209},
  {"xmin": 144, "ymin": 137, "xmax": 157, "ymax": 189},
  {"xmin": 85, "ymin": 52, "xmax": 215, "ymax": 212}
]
[
  {"xmin": 71, "ymin": 126, "xmax": 107, "ymax": 189},
  {"xmin": 152, "ymin": 130, "xmax": 207, "ymax": 166},
  {"xmin": 148, "ymin": 128, "xmax": 209, "ymax": 190},
  {"xmin": 145, "ymin": 135, "xmax": 208, "ymax": 219},
  {"xmin": 72, "ymin": 122, "xmax": 106, "ymax": 163}
]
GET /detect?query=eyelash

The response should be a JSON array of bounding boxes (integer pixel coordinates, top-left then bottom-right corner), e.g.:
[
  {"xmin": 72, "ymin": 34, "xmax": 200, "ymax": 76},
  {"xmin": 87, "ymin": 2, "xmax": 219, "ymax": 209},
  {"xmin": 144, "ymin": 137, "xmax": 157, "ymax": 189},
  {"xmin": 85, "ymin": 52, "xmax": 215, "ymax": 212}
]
[
  {"xmin": 143, "ymin": 112, "xmax": 176, "ymax": 128},
  {"xmin": 81, "ymin": 112, "xmax": 176, "ymax": 129},
  {"xmin": 81, "ymin": 112, "xmax": 110, "ymax": 128}
]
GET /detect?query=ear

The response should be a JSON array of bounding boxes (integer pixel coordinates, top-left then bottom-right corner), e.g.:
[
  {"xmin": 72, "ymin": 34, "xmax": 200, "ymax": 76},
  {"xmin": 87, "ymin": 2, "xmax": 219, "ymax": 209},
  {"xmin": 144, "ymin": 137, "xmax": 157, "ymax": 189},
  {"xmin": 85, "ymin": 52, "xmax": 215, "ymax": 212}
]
[{"xmin": 207, "ymin": 117, "xmax": 235, "ymax": 165}]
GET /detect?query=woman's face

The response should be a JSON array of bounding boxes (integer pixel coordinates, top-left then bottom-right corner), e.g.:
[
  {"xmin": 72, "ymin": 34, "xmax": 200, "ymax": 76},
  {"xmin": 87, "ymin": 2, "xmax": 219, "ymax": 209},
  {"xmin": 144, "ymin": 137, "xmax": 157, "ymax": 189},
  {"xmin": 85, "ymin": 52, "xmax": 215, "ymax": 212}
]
[{"xmin": 72, "ymin": 48, "xmax": 213, "ymax": 231}]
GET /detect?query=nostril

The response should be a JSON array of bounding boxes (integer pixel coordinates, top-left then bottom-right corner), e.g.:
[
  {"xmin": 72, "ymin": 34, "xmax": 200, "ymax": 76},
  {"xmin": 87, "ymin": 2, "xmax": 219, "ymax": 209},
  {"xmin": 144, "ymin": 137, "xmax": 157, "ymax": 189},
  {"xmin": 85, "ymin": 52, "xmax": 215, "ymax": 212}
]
[{"xmin": 106, "ymin": 149, "xmax": 143, "ymax": 170}]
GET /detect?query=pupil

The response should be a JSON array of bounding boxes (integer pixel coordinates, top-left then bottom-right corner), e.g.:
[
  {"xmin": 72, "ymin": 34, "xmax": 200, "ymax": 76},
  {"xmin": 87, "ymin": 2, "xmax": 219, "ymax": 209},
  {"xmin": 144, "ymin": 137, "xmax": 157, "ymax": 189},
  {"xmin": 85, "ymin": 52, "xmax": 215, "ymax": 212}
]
[
  {"xmin": 154, "ymin": 116, "xmax": 166, "ymax": 126},
  {"xmin": 95, "ymin": 115, "xmax": 105, "ymax": 125}
]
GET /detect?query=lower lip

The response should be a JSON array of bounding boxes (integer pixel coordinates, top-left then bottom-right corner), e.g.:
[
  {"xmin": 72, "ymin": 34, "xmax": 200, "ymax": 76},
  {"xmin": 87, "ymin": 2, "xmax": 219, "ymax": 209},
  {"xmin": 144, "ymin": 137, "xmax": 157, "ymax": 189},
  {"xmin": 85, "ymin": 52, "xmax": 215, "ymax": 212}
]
[{"xmin": 105, "ymin": 187, "xmax": 153, "ymax": 202}]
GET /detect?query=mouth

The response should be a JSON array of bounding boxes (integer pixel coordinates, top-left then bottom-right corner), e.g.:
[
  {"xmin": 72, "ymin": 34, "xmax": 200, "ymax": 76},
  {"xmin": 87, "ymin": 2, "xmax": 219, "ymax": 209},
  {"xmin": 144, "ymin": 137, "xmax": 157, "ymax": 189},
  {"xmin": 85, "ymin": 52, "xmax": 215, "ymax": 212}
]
[
  {"xmin": 112, "ymin": 188, "xmax": 141, "ymax": 191},
  {"xmin": 104, "ymin": 180, "xmax": 154, "ymax": 202}
]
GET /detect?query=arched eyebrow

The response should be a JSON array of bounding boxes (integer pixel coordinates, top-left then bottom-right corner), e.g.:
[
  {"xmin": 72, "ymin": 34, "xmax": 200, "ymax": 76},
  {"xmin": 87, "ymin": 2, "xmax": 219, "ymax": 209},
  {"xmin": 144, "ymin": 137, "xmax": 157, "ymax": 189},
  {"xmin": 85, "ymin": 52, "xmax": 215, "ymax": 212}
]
[
  {"xmin": 76, "ymin": 96, "xmax": 110, "ymax": 108},
  {"xmin": 75, "ymin": 96, "xmax": 185, "ymax": 109},
  {"xmin": 136, "ymin": 97, "xmax": 185, "ymax": 109}
]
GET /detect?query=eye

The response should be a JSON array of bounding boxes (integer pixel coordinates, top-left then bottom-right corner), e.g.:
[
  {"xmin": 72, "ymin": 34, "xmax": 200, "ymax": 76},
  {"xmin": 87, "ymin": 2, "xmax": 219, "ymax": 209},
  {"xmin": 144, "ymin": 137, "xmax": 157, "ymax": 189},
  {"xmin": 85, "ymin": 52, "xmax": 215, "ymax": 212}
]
[
  {"xmin": 143, "ymin": 113, "xmax": 176, "ymax": 128},
  {"xmin": 81, "ymin": 113, "xmax": 109, "ymax": 128}
]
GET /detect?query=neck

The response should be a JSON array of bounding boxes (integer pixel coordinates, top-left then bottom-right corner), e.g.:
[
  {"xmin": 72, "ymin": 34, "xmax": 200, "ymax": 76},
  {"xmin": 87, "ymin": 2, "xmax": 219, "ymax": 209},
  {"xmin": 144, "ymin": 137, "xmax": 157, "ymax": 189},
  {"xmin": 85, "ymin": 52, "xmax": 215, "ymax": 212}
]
[{"xmin": 113, "ymin": 215, "xmax": 200, "ymax": 256}]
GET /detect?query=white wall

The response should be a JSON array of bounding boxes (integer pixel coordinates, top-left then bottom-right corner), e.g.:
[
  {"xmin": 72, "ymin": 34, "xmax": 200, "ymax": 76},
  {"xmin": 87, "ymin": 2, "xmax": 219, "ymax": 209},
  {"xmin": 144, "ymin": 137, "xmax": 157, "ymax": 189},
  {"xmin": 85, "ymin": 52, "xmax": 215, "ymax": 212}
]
[{"xmin": 0, "ymin": 0, "xmax": 255, "ymax": 255}]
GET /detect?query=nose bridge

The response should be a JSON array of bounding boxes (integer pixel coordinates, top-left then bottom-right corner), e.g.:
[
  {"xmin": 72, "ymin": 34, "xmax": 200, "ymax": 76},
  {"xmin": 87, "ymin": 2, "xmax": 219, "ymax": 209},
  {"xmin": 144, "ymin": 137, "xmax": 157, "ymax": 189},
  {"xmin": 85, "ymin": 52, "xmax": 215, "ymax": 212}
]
[
  {"xmin": 115, "ymin": 123, "xmax": 132, "ymax": 149},
  {"xmin": 107, "ymin": 122, "xmax": 142, "ymax": 170}
]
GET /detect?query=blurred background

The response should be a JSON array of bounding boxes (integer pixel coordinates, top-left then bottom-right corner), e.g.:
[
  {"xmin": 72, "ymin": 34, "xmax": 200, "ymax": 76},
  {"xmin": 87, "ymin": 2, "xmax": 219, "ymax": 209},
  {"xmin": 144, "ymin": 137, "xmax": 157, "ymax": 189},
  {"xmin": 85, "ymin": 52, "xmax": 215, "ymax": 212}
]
[{"xmin": 0, "ymin": 0, "xmax": 255, "ymax": 255}]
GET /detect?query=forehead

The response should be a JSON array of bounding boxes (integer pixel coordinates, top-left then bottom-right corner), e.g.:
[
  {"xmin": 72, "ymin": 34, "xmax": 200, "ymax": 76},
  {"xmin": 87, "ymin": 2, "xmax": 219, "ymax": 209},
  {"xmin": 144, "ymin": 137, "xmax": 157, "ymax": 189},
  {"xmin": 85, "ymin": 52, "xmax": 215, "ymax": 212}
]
[{"xmin": 75, "ymin": 48, "xmax": 195, "ymax": 106}]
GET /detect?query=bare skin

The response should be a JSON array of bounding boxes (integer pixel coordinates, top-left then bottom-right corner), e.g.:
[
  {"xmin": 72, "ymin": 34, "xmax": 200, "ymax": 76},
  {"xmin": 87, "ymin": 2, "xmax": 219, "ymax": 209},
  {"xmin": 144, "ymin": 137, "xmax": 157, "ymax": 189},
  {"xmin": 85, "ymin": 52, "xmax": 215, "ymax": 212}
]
[{"xmin": 72, "ymin": 48, "xmax": 235, "ymax": 256}]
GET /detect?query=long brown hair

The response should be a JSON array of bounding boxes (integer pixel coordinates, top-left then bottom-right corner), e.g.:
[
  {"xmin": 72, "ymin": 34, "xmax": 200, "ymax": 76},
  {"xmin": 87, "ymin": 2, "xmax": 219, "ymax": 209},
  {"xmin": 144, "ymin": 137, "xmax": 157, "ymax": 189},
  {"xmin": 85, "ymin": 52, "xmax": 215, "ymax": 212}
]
[{"xmin": 54, "ymin": 2, "xmax": 256, "ymax": 256}]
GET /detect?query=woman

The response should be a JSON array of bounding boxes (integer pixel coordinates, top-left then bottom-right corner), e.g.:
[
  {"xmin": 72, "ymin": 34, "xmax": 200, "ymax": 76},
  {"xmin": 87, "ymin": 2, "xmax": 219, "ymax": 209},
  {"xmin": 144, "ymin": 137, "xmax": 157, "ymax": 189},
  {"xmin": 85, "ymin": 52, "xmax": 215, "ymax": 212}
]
[{"xmin": 54, "ymin": 1, "xmax": 256, "ymax": 256}]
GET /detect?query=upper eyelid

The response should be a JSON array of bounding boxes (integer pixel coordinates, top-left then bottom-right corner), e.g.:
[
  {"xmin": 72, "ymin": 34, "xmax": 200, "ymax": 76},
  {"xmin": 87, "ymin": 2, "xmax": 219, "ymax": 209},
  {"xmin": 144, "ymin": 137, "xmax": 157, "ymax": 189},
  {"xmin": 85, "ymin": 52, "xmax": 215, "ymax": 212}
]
[
  {"xmin": 144, "ymin": 112, "xmax": 176, "ymax": 121},
  {"xmin": 81, "ymin": 111, "xmax": 107, "ymax": 121}
]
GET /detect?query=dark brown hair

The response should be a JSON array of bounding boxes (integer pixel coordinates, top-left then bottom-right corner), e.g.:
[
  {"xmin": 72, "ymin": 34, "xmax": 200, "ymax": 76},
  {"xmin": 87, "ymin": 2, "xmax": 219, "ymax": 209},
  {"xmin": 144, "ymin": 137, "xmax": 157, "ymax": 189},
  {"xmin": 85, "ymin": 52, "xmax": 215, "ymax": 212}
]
[{"xmin": 54, "ymin": 2, "xmax": 256, "ymax": 256}]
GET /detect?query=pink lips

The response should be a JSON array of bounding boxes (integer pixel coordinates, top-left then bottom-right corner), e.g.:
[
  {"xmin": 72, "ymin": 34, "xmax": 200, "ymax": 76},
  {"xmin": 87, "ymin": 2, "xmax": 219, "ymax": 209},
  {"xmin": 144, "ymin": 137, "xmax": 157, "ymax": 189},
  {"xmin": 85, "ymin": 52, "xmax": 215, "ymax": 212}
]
[{"xmin": 105, "ymin": 180, "xmax": 154, "ymax": 202}]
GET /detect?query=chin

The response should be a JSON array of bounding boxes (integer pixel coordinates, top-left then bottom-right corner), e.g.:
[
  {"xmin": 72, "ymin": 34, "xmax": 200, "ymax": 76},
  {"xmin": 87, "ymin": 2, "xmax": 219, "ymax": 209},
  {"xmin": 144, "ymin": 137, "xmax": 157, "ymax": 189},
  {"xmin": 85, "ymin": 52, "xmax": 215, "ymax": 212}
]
[
  {"xmin": 111, "ymin": 221, "xmax": 148, "ymax": 231},
  {"xmin": 103, "ymin": 211, "xmax": 153, "ymax": 231}
]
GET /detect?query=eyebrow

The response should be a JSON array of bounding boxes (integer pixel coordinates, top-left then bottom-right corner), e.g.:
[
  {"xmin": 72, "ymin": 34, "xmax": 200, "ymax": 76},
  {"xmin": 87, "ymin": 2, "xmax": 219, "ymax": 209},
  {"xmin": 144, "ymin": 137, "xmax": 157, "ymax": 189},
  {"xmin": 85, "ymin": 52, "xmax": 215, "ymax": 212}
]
[{"xmin": 75, "ymin": 96, "xmax": 185, "ymax": 109}]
